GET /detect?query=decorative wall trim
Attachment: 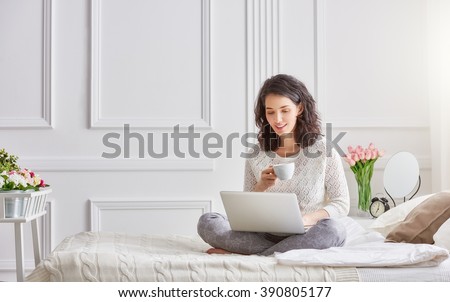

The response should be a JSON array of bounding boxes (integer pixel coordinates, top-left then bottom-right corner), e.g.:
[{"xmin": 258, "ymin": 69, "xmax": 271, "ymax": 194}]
[
  {"xmin": 90, "ymin": 0, "xmax": 211, "ymax": 129},
  {"xmin": 0, "ymin": 0, "xmax": 53, "ymax": 129},
  {"xmin": 314, "ymin": 0, "xmax": 326, "ymax": 117},
  {"xmin": 0, "ymin": 118, "xmax": 52, "ymax": 129},
  {"xmin": 19, "ymin": 157, "xmax": 214, "ymax": 172},
  {"xmin": 246, "ymin": 0, "xmax": 280, "ymax": 133},
  {"xmin": 90, "ymin": 199, "xmax": 211, "ymax": 232},
  {"xmin": 324, "ymin": 117, "xmax": 430, "ymax": 129},
  {"xmin": 19, "ymin": 156, "xmax": 429, "ymax": 173},
  {"xmin": 0, "ymin": 261, "xmax": 36, "ymax": 281},
  {"xmin": 343, "ymin": 156, "xmax": 431, "ymax": 171},
  {"xmin": 314, "ymin": 0, "xmax": 429, "ymax": 129},
  {"xmin": 41, "ymin": 200, "xmax": 53, "ymax": 258}
]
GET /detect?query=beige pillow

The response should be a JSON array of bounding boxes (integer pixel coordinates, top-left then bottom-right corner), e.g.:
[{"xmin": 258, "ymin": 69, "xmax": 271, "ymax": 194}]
[{"xmin": 385, "ymin": 192, "xmax": 450, "ymax": 244}]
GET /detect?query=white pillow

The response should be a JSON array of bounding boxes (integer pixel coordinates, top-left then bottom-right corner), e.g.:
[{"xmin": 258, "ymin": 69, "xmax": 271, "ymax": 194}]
[
  {"xmin": 369, "ymin": 193, "xmax": 435, "ymax": 236},
  {"xmin": 369, "ymin": 191, "xmax": 450, "ymax": 251},
  {"xmin": 434, "ymin": 219, "xmax": 450, "ymax": 250}
]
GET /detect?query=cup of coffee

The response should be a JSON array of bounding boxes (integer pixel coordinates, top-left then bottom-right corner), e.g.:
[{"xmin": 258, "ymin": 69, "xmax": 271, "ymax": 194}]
[{"xmin": 273, "ymin": 162, "xmax": 295, "ymax": 180}]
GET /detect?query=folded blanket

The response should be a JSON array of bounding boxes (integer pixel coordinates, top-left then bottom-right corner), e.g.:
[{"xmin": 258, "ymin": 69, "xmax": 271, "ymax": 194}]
[
  {"xmin": 275, "ymin": 217, "xmax": 449, "ymax": 268},
  {"xmin": 276, "ymin": 242, "xmax": 449, "ymax": 267}
]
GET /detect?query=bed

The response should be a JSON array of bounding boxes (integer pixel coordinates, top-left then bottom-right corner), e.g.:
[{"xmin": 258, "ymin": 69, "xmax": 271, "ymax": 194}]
[
  {"xmin": 26, "ymin": 231, "xmax": 358, "ymax": 282},
  {"xmin": 26, "ymin": 214, "xmax": 450, "ymax": 282}
]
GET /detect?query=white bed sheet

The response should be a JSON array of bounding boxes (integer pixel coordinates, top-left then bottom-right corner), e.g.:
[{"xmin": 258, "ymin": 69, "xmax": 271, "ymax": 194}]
[{"xmin": 357, "ymin": 257, "xmax": 450, "ymax": 281}]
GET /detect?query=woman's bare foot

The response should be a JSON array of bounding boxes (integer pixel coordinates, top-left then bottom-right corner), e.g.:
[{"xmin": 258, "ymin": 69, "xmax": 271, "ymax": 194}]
[{"xmin": 206, "ymin": 248, "xmax": 232, "ymax": 254}]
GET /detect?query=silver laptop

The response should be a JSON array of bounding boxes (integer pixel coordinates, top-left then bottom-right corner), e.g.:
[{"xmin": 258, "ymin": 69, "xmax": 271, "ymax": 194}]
[{"xmin": 220, "ymin": 191, "xmax": 306, "ymax": 234}]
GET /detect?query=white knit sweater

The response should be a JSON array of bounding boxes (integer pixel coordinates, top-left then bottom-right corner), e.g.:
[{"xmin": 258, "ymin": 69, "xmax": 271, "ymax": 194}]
[{"xmin": 243, "ymin": 139, "xmax": 350, "ymax": 218}]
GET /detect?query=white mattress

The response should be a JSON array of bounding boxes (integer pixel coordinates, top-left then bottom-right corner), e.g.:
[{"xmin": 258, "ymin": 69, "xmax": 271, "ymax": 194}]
[{"xmin": 357, "ymin": 257, "xmax": 450, "ymax": 281}]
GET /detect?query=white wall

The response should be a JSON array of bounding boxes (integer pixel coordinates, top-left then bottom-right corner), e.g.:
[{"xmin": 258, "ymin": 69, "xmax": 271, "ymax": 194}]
[
  {"xmin": 0, "ymin": 0, "xmax": 441, "ymax": 281},
  {"xmin": 428, "ymin": 0, "xmax": 450, "ymax": 192}
]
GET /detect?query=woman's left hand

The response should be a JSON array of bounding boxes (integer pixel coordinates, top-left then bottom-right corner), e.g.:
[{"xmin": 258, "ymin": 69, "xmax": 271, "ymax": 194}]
[
  {"xmin": 302, "ymin": 214, "xmax": 316, "ymax": 227},
  {"xmin": 303, "ymin": 209, "xmax": 330, "ymax": 226}
]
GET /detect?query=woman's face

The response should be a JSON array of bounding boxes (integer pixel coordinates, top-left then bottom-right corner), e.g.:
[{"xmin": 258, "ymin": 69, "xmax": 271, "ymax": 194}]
[{"xmin": 264, "ymin": 94, "xmax": 303, "ymax": 136}]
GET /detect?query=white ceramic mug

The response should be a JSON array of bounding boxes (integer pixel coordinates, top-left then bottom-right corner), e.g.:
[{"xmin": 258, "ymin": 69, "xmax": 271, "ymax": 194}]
[{"xmin": 273, "ymin": 162, "xmax": 295, "ymax": 180}]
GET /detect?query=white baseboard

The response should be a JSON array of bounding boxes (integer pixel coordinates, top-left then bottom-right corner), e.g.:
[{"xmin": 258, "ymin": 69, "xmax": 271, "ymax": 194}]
[{"xmin": 0, "ymin": 260, "xmax": 35, "ymax": 282}]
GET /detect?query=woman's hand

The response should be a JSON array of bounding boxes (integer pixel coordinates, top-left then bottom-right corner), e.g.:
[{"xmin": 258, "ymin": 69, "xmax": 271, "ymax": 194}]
[
  {"xmin": 253, "ymin": 166, "xmax": 277, "ymax": 192},
  {"xmin": 302, "ymin": 214, "xmax": 316, "ymax": 227},
  {"xmin": 302, "ymin": 209, "xmax": 330, "ymax": 226}
]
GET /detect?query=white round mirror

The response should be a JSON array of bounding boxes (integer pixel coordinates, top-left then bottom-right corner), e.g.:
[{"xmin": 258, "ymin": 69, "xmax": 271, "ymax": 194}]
[{"xmin": 383, "ymin": 151, "xmax": 420, "ymax": 198}]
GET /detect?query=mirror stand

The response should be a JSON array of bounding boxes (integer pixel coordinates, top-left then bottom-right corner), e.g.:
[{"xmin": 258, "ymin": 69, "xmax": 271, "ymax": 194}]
[{"xmin": 385, "ymin": 175, "xmax": 421, "ymax": 207}]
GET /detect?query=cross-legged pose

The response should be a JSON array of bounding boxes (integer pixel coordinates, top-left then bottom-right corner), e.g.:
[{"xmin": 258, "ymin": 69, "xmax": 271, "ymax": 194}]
[{"xmin": 198, "ymin": 74, "xmax": 350, "ymax": 256}]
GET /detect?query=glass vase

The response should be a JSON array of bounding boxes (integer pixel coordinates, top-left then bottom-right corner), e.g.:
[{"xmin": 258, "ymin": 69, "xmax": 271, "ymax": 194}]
[
  {"xmin": 356, "ymin": 176, "xmax": 371, "ymax": 212},
  {"xmin": 354, "ymin": 163, "xmax": 374, "ymax": 213}
]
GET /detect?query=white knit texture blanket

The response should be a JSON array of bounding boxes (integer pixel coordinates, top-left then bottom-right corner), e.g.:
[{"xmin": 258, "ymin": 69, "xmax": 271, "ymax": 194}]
[{"xmin": 26, "ymin": 232, "xmax": 358, "ymax": 282}]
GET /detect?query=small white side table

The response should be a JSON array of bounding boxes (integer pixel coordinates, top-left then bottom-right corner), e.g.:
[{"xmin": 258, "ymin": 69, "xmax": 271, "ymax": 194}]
[{"xmin": 0, "ymin": 189, "xmax": 52, "ymax": 282}]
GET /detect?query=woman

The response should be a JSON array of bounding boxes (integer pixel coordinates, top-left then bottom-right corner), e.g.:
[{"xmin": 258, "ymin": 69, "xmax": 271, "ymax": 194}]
[{"xmin": 198, "ymin": 74, "xmax": 350, "ymax": 256}]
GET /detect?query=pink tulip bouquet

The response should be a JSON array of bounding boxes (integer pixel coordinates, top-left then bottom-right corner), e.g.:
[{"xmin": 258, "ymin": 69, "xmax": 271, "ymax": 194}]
[{"xmin": 343, "ymin": 143, "xmax": 384, "ymax": 212}]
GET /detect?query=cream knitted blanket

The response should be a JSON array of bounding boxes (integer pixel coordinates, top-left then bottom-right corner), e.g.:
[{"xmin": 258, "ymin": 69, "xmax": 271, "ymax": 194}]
[{"xmin": 26, "ymin": 232, "xmax": 358, "ymax": 282}]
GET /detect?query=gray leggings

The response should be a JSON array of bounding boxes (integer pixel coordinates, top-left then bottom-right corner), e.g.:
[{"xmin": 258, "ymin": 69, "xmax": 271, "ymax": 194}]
[{"xmin": 197, "ymin": 212, "xmax": 346, "ymax": 256}]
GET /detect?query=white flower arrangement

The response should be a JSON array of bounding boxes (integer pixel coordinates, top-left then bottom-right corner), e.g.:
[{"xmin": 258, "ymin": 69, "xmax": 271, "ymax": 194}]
[
  {"xmin": 0, "ymin": 149, "xmax": 49, "ymax": 192},
  {"xmin": 0, "ymin": 169, "xmax": 48, "ymax": 191}
]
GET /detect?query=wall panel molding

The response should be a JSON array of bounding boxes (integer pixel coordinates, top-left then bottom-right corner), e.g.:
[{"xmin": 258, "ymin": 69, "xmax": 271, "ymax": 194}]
[
  {"xmin": 41, "ymin": 200, "xmax": 53, "ymax": 259},
  {"xmin": 314, "ymin": 0, "xmax": 428, "ymax": 129},
  {"xmin": 90, "ymin": 199, "xmax": 211, "ymax": 234},
  {"xmin": 0, "ymin": 0, "xmax": 53, "ymax": 129},
  {"xmin": 323, "ymin": 117, "xmax": 430, "ymax": 129},
  {"xmin": 90, "ymin": 0, "xmax": 211, "ymax": 130},
  {"xmin": 314, "ymin": 0, "xmax": 326, "ymax": 119},
  {"xmin": 342, "ymin": 156, "xmax": 431, "ymax": 172},
  {"xmin": 20, "ymin": 155, "xmax": 430, "ymax": 173},
  {"xmin": 19, "ymin": 157, "xmax": 214, "ymax": 172},
  {"xmin": 246, "ymin": 0, "xmax": 280, "ymax": 133}
]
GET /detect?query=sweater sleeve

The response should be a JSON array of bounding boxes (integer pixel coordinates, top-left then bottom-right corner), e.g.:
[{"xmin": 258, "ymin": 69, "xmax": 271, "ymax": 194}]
[
  {"xmin": 243, "ymin": 159, "xmax": 258, "ymax": 192},
  {"xmin": 323, "ymin": 148, "xmax": 350, "ymax": 218}
]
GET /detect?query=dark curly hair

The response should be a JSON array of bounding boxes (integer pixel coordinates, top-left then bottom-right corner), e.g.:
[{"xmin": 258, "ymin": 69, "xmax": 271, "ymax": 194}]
[{"xmin": 254, "ymin": 74, "xmax": 322, "ymax": 152}]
